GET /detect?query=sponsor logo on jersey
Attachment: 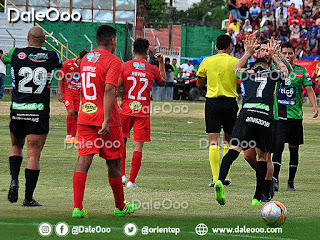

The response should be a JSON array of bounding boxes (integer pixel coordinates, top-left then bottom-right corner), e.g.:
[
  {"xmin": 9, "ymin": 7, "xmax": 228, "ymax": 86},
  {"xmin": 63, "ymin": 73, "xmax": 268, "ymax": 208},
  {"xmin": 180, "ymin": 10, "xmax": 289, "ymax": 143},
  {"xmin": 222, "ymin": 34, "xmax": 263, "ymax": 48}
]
[
  {"xmin": 12, "ymin": 102, "xmax": 44, "ymax": 111},
  {"xmin": 133, "ymin": 62, "xmax": 146, "ymax": 70},
  {"xmin": 87, "ymin": 53, "xmax": 101, "ymax": 63},
  {"xmin": 277, "ymin": 99, "xmax": 296, "ymax": 105},
  {"xmin": 245, "ymin": 117, "xmax": 270, "ymax": 127},
  {"xmin": 87, "ymin": 53, "xmax": 94, "ymax": 60},
  {"xmin": 295, "ymin": 73, "xmax": 303, "ymax": 78},
  {"xmin": 70, "ymin": 67, "xmax": 74, "ymax": 70},
  {"xmin": 18, "ymin": 52, "xmax": 27, "ymax": 60},
  {"xmin": 82, "ymin": 102, "xmax": 98, "ymax": 114},
  {"xmin": 278, "ymin": 86, "xmax": 296, "ymax": 99},
  {"xmin": 29, "ymin": 53, "xmax": 48, "ymax": 62},
  {"xmin": 129, "ymin": 101, "xmax": 142, "ymax": 111}
]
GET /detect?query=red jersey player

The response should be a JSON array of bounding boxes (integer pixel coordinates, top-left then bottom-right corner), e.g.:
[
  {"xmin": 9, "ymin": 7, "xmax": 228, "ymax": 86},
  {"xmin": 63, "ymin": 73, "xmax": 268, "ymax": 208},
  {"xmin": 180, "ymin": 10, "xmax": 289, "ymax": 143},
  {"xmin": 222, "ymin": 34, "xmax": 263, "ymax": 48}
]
[
  {"xmin": 118, "ymin": 38, "xmax": 166, "ymax": 187},
  {"xmin": 58, "ymin": 50, "xmax": 87, "ymax": 144},
  {"xmin": 72, "ymin": 25, "xmax": 136, "ymax": 218}
]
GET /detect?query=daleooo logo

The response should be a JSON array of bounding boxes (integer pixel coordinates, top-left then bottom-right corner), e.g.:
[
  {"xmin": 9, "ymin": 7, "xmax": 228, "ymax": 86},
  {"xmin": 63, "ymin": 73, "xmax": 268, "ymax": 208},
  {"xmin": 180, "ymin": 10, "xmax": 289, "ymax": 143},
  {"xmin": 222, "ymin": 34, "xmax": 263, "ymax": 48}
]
[{"xmin": 8, "ymin": 8, "xmax": 81, "ymax": 23}]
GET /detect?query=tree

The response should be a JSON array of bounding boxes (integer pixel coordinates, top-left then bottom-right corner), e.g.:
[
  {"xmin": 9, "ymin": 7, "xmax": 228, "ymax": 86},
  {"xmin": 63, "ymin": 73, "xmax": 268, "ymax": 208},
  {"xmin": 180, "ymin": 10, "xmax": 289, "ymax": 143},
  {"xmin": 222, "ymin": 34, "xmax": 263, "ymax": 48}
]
[{"xmin": 137, "ymin": 0, "xmax": 168, "ymax": 27}]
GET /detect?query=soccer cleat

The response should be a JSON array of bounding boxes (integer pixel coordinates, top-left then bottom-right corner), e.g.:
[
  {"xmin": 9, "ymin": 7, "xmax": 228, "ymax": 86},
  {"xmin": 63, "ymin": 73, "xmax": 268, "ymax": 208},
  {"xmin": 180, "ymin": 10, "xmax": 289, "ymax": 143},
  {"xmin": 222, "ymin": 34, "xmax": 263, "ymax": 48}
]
[
  {"xmin": 65, "ymin": 136, "xmax": 72, "ymax": 144},
  {"xmin": 127, "ymin": 181, "xmax": 138, "ymax": 188},
  {"xmin": 208, "ymin": 182, "xmax": 215, "ymax": 187},
  {"xmin": 72, "ymin": 208, "xmax": 88, "ymax": 218},
  {"xmin": 114, "ymin": 200, "xmax": 137, "ymax": 217},
  {"xmin": 71, "ymin": 137, "xmax": 78, "ymax": 144},
  {"xmin": 122, "ymin": 175, "xmax": 128, "ymax": 185},
  {"xmin": 261, "ymin": 193, "xmax": 272, "ymax": 203},
  {"xmin": 214, "ymin": 180, "xmax": 225, "ymax": 205},
  {"xmin": 223, "ymin": 177, "xmax": 232, "ymax": 186},
  {"xmin": 8, "ymin": 180, "xmax": 19, "ymax": 203},
  {"xmin": 22, "ymin": 199, "xmax": 42, "ymax": 207},
  {"xmin": 287, "ymin": 181, "xmax": 297, "ymax": 191},
  {"xmin": 274, "ymin": 179, "xmax": 279, "ymax": 192},
  {"xmin": 252, "ymin": 199, "xmax": 262, "ymax": 206}
]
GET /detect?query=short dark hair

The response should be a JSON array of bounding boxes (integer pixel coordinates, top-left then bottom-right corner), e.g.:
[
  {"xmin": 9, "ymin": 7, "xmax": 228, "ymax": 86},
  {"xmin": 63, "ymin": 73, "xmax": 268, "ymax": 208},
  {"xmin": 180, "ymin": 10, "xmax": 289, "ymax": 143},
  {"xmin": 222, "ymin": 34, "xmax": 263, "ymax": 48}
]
[
  {"xmin": 216, "ymin": 35, "xmax": 232, "ymax": 50},
  {"xmin": 96, "ymin": 25, "xmax": 117, "ymax": 46},
  {"xmin": 281, "ymin": 42, "xmax": 295, "ymax": 52},
  {"xmin": 79, "ymin": 50, "xmax": 88, "ymax": 59},
  {"xmin": 173, "ymin": 58, "xmax": 177, "ymax": 61},
  {"xmin": 133, "ymin": 38, "xmax": 150, "ymax": 54},
  {"xmin": 0, "ymin": 49, "xmax": 3, "ymax": 54},
  {"xmin": 165, "ymin": 57, "xmax": 170, "ymax": 62}
]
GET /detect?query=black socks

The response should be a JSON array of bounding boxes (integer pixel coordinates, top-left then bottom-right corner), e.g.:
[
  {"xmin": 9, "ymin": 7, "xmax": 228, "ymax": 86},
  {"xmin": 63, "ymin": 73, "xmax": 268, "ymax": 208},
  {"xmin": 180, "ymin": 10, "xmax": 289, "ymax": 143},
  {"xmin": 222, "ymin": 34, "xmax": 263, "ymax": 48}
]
[
  {"xmin": 254, "ymin": 161, "xmax": 268, "ymax": 201},
  {"xmin": 25, "ymin": 169, "xmax": 40, "ymax": 201},
  {"xmin": 288, "ymin": 147, "xmax": 299, "ymax": 182},
  {"xmin": 9, "ymin": 156, "xmax": 23, "ymax": 181},
  {"xmin": 218, "ymin": 149, "xmax": 240, "ymax": 182}
]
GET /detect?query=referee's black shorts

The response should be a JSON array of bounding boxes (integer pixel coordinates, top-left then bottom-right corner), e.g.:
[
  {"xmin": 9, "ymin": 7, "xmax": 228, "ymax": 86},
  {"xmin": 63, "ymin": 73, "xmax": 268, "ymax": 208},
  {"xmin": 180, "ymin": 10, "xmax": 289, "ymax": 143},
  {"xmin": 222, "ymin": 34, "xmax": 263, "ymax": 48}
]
[
  {"xmin": 275, "ymin": 119, "xmax": 304, "ymax": 146},
  {"xmin": 205, "ymin": 97, "xmax": 238, "ymax": 135}
]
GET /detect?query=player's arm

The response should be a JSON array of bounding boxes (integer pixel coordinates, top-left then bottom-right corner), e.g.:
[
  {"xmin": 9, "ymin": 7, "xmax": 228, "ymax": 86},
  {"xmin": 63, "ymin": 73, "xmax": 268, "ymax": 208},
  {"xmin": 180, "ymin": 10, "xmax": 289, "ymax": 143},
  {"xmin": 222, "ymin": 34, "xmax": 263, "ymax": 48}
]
[
  {"xmin": 58, "ymin": 64, "xmax": 66, "ymax": 102},
  {"xmin": 197, "ymin": 77, "xmax": 206, "ymax": 88},
  {"xmin": 1, "ymin": 47, "xmax": 15, "ymax": 65},
  {"xmin": 234, "ymin": 36, "xmax": 258, "ymax": 75},
  {"xmin": 155, "ymin": 53, "xmax": 166, "ymax": 86},
  {"xmin": 305, "ymin": 86, "xmax": 318, "ymax": 118},
  {"xmin": 117, "ymin": 77, "xmax": 124, "ymax": 90},
  {"xmin": 98, "ymin": 83, "xmax": 116, "ymax": 135}
]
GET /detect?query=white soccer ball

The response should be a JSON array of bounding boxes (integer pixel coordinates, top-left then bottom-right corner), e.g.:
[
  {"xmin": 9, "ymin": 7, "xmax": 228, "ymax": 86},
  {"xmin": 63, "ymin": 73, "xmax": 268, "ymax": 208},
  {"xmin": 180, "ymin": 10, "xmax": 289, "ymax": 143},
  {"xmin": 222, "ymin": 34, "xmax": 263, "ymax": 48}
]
[{"xmin": 261, "ymin": 201, "xmax": 287, "ymax": 227}]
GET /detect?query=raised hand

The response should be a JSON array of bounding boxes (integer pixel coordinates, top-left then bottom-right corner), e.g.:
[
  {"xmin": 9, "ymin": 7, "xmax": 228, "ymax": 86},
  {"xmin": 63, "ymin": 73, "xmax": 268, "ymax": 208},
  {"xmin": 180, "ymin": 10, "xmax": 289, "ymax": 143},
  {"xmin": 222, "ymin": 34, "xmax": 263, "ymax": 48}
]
[
  {"xmin": 267, "ymin": 38, "xmax": 280, "ymax": 59},
  {"xmin": 244, "ymin": 35, "xmax": 259, "ymax": 56}
]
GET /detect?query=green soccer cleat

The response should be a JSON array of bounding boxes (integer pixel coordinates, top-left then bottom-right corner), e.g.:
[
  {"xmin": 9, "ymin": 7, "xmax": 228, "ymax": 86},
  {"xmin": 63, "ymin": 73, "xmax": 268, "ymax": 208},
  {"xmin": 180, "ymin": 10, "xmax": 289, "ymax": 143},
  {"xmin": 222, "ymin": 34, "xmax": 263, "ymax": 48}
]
[
  {"xmin": 114, "ymin": 200, "xmax": 137, "ymax": 217},
  {"xmin": 72, "ymin": 208, "xmax": 88, "ymax": 218},
  {"xmin": 214, "ymin": 180, "xmax": 225, "ymax": 205},
  {"xmin": 252, "ymin": 199, "xmax": 262, "ymax": 206}
]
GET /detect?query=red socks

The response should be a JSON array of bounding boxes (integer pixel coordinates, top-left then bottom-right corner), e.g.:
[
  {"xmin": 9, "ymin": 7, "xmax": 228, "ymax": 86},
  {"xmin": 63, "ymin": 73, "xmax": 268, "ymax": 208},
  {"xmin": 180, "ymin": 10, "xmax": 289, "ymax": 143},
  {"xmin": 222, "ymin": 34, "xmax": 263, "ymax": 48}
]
[
  {"xmin": 71, "ymin": 116, "xmax": 78, "ymax": 138},
  {"xmin": 66, "ymin": 115, "xmax": 73, "ymax": 136},
  {"xmin": 73, "ymin": 172, "xmax": 87, "ymax": 210},
  {"xmin": 129, "ymin": 151, "xmax": 142, "ymax": 183},
  {"xmin": 109, "ymin": 177, "xmax": 125, "ymax": 210},
  {"xmin": 121, "ymin": 144, "xmax": 126, "ymax": 176}
]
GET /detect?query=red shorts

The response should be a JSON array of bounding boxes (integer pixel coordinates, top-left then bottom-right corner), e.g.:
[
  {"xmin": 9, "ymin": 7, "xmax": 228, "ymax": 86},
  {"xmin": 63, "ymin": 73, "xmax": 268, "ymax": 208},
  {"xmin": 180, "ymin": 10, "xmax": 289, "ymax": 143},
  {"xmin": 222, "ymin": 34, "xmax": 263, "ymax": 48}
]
[
  {"xmin": 78, "ymin": 124, "xmax": 123, "ymax": 160},
  {"xmin": 120, "ymin": 114, "xmax": 151, "ymax": 142},
  {"xmin": 64, "ymin": 91, "xmax": 80, "ymax": 112}
]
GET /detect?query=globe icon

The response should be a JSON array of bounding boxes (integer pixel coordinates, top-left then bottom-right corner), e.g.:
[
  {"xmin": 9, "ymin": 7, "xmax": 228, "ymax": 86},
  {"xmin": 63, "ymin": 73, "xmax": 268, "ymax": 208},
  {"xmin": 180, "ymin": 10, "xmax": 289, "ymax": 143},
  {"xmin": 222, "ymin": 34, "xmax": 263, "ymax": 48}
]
[{"xmin": 195, "ymin": 223, "xmax": 208, "ymax": 236}]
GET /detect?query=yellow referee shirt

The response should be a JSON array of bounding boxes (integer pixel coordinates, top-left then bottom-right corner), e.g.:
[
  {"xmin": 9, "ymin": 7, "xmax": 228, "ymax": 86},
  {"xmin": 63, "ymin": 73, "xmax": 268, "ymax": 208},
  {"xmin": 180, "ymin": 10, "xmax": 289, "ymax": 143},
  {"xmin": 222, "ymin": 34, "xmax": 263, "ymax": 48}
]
[{"xmin": 197, "ymin": 53, "xmax": 239, "ymax": 98}]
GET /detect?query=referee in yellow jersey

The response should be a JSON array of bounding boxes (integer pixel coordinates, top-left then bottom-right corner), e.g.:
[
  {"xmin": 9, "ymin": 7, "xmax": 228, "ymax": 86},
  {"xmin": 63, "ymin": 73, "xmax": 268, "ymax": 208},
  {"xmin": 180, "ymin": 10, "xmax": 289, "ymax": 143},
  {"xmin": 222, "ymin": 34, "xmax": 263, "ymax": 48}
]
[{"xmin": 197, "ymin": 34, "xmax": 239, "ymax": 187}]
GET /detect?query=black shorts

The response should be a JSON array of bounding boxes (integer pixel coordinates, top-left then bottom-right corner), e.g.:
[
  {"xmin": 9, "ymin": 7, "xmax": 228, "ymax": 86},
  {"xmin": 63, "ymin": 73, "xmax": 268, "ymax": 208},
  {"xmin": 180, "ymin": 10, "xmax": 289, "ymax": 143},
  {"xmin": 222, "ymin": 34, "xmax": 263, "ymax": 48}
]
[
  {"xmin": 275, "ymin": 119, "xmax": 303, "ymax": 146},
  {"xmin": 231, "ymin": 112, "xmax": 274, "ymax": 153},
  {"xmin": 10, "ymin": 117, "xmax": 49, "ymax": 139},
  {"xmin": 205, "ymin": 97, "xmax": 238, "ymax": 135}
]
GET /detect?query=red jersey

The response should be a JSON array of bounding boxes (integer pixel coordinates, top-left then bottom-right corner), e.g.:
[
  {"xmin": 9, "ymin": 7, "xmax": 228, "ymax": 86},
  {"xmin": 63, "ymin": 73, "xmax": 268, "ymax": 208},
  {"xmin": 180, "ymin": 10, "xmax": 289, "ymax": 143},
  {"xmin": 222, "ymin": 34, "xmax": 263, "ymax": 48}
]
[
  {"xmin": 288, "ymin": 17, "xmax": 301, "ymax": 26},
  {"xmin": 78, "ymin": 49, "xmax": 122, "ymax": 127},
  {"xmin": 120, "ymin": 59, "xmax": 162, "ymax": 117},
  {"xmin": 58, "ymin": 58, "xmax": 81, "ymax": 93}
]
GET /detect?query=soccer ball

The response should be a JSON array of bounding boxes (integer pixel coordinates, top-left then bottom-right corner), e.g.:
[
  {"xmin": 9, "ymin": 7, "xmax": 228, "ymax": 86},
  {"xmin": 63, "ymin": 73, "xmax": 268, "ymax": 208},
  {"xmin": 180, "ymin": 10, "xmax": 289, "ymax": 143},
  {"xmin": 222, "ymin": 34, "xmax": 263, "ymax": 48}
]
[{"xmin": 261, "ymin": 201, "xmax": 287, "ymax": 227}]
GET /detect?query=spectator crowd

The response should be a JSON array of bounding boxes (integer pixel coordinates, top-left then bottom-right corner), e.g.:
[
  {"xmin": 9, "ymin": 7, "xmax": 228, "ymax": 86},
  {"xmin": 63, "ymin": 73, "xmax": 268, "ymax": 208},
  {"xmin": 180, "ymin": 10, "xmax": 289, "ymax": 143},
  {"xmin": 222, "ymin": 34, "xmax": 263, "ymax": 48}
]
[{"xmin": 228, "ymin": 0, "xmax": 320, "ymax": 61}]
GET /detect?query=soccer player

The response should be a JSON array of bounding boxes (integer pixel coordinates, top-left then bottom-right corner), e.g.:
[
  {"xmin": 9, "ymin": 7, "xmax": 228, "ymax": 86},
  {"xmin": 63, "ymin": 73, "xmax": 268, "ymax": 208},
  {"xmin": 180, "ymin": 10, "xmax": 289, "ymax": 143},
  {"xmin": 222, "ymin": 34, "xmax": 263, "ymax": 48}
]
[
  {"xmin": 118, "ymin": 38, "xmax": 166, "ymax": 187},
  {"xmin": 214, "ymin": 37, "xmax": 293, "ymax": 206},
  {"xmin": 272, "ymin": 42, "xmax": 318, "ymax": 191},
  {"xmin": 2, "ymin": 26, "xmax": 62, "ymax": 206},
  {"xmin": 72, "ymin": 25, "xmax": 136, "ymax": 218},
  {"xmin": 197, "ymin": 34, "xmax": 239, "ymax": 187},
  {"xmin": 58, "ymin": 50, "xmax": 88, "ymax": 144}
]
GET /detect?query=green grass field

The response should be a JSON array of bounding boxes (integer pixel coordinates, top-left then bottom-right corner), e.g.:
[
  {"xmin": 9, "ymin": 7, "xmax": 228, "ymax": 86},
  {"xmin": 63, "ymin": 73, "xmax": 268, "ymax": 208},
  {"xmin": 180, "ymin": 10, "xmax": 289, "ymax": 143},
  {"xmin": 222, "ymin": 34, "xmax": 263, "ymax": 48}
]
[{"xmin": 0, "ymin": 94, "xmax": 319, "ymax": 239}]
